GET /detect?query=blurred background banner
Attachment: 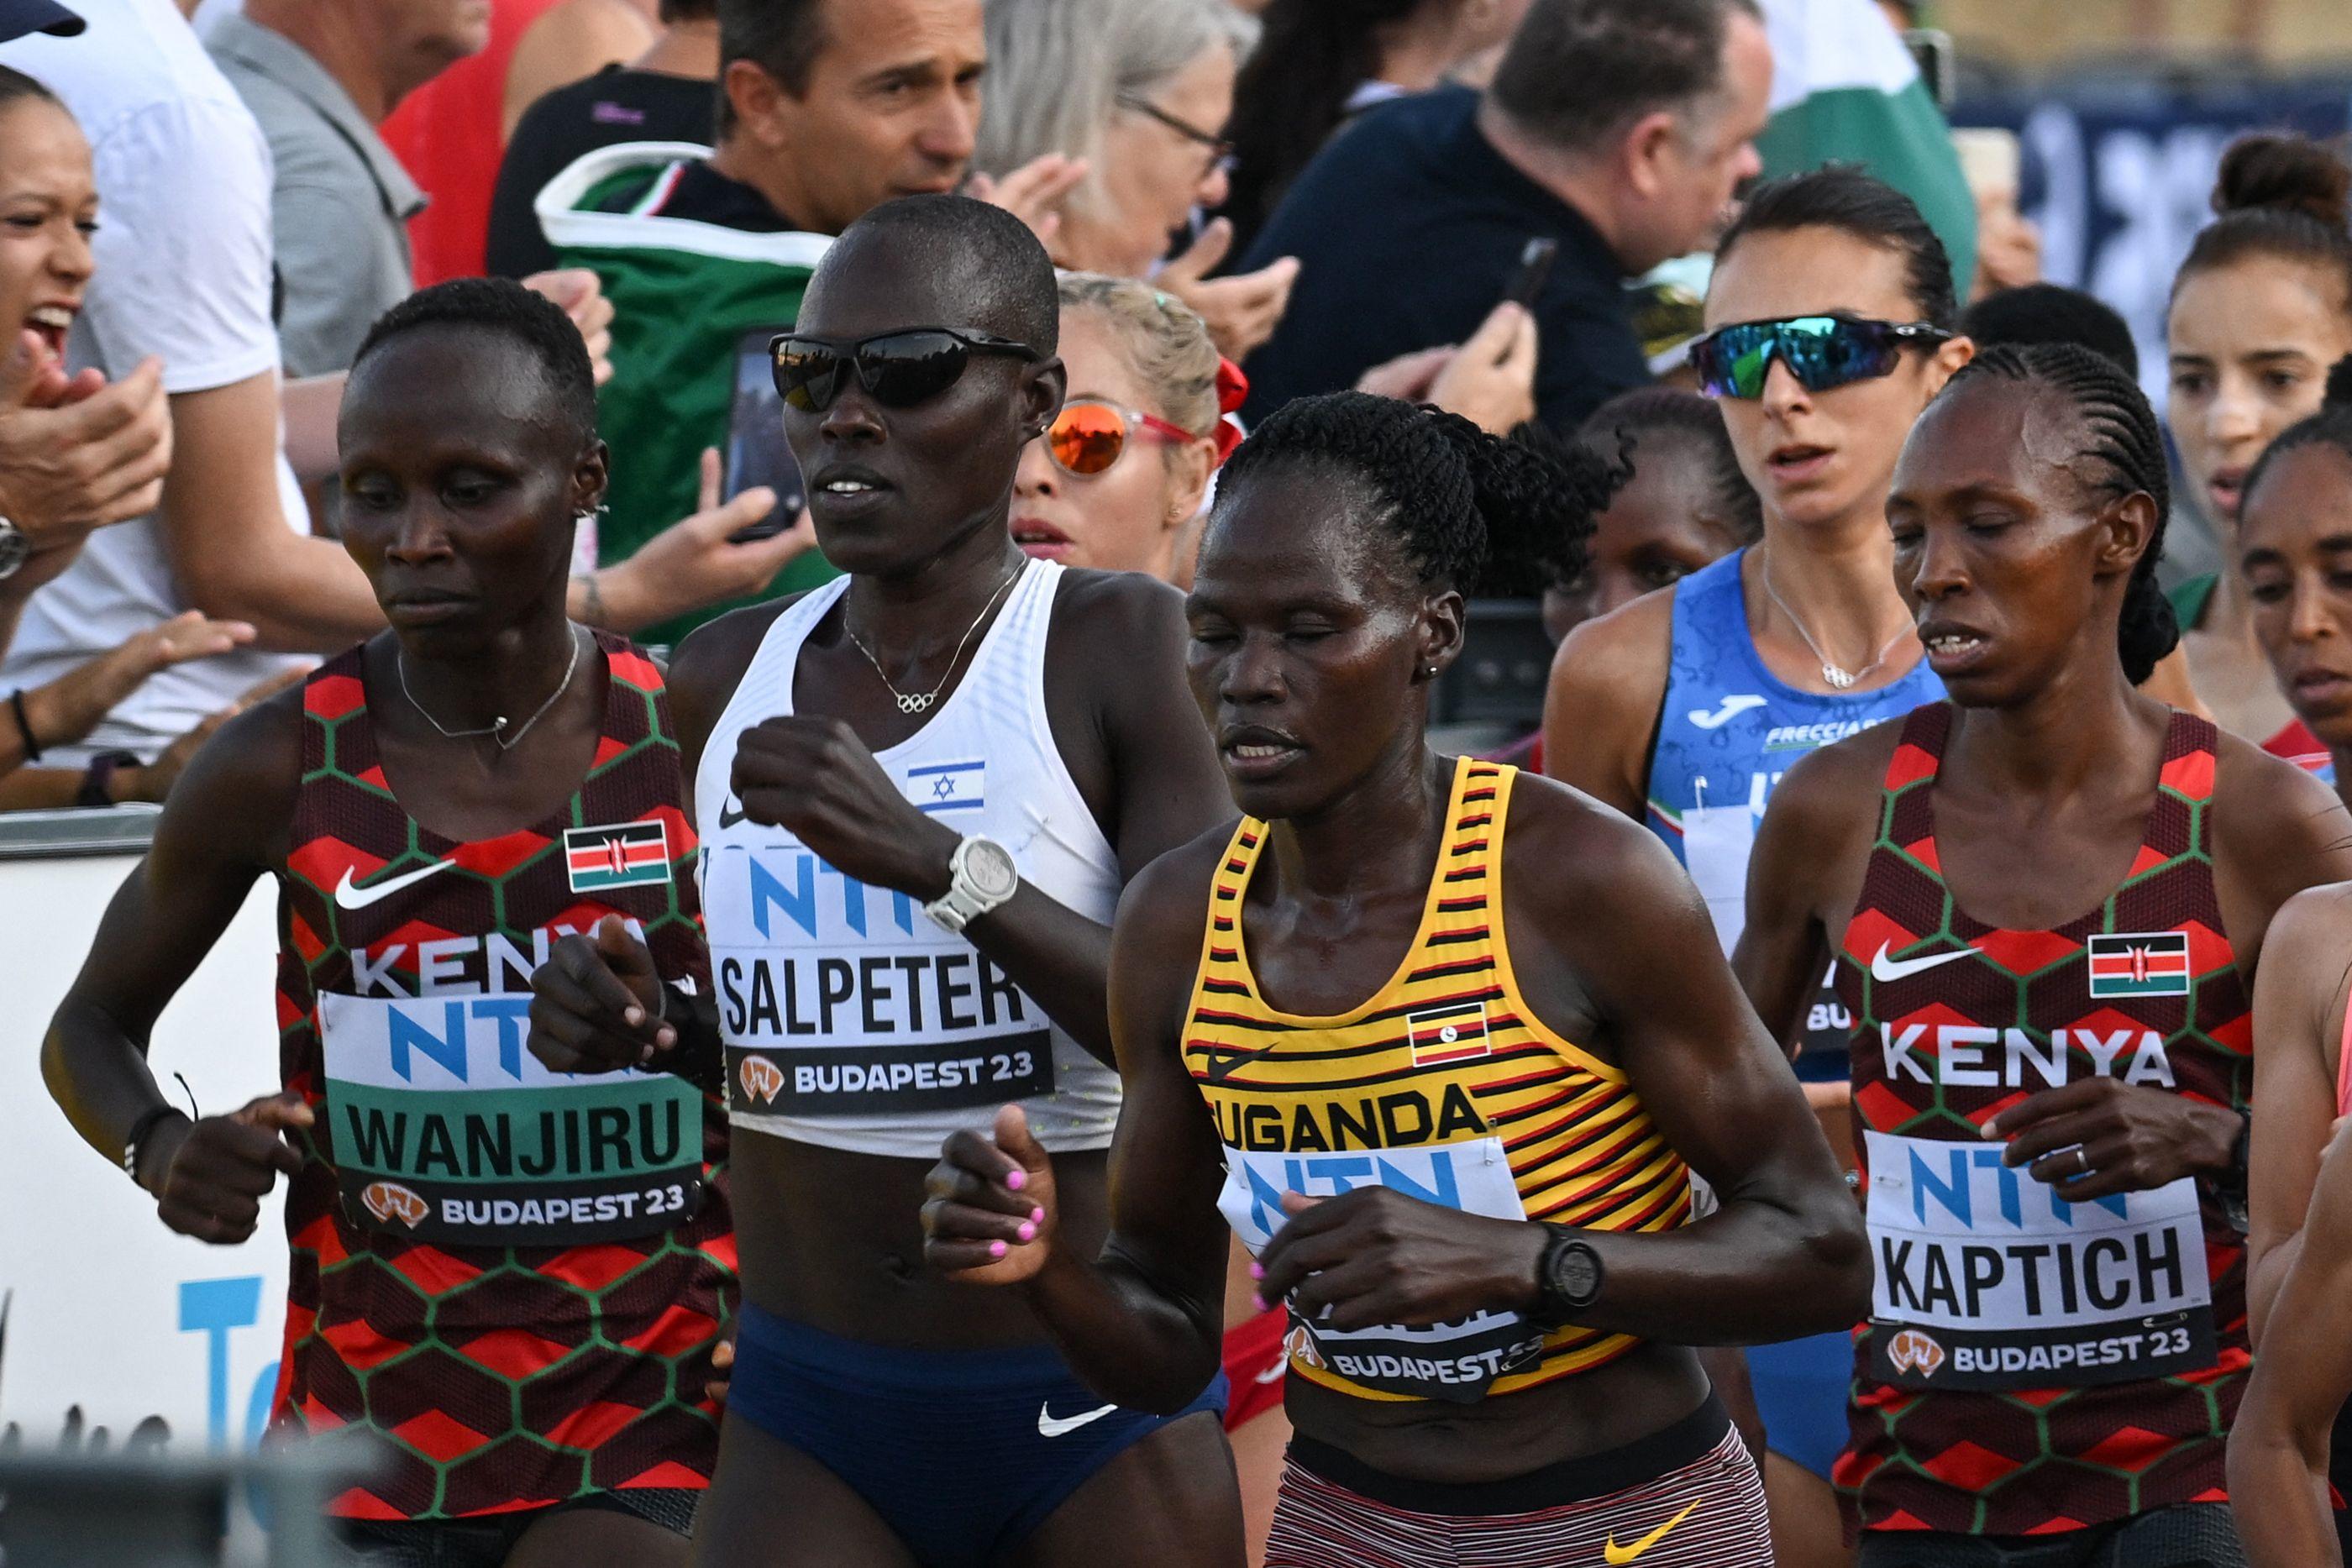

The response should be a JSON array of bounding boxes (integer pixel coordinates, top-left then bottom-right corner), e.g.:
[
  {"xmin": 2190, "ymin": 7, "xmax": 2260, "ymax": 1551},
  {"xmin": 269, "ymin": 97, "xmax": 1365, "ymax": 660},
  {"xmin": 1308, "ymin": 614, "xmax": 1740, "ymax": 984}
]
[{"xmin": 1955, "ymin": 78, "xmax": 2352, "ymax": 401}]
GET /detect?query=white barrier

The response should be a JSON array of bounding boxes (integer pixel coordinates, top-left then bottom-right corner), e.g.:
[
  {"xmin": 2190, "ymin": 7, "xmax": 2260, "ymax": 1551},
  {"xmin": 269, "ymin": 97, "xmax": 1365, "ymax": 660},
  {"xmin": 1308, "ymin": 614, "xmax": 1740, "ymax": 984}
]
[{"xmin": 0, "ymin": 810, "xmax": 289, "ymax": 1455}]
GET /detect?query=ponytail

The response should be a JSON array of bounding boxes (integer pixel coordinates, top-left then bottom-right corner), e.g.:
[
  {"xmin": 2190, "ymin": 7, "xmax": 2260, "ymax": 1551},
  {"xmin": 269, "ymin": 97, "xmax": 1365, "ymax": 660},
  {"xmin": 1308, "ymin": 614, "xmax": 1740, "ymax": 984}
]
[{"xmin": 1215, "ymin": 391, "xmax": 1618, "ymax": 595}]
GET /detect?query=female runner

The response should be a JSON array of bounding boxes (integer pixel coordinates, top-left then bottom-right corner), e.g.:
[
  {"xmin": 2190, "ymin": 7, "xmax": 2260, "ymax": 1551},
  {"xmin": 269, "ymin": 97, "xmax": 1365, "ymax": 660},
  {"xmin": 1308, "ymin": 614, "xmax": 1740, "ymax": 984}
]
[
  {"xmin": 1738, "ymin": 342, "xmax": 2352, "ymax": 1567},
  {"xmin": 924, "ymin": 391, "xmax": 1870, "ymax": 1566}
]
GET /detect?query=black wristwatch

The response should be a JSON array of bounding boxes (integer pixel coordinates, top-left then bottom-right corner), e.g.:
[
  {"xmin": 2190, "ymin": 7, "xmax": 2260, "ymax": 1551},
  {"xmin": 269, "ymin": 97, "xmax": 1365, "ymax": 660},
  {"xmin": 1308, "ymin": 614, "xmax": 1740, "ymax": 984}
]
[
  {"xmin": 2212, "ymin": 1107, "xmax": 2252, "ymax": 1235},
  {"xmin": 1532, "ymin": 1225, "xmax": 1604, "ymax": 1326}
]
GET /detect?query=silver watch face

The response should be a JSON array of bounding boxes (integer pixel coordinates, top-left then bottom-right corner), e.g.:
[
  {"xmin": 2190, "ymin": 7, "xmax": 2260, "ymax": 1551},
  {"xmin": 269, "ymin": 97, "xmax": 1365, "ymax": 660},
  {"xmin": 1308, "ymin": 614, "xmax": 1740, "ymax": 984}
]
[
  {"xmin": 963, "ymin": 837, "xmax": 1019, "ymax": 901},
  {"xmin": 0, "ymin": 519, "xmax": 25, "ymax": 581}
]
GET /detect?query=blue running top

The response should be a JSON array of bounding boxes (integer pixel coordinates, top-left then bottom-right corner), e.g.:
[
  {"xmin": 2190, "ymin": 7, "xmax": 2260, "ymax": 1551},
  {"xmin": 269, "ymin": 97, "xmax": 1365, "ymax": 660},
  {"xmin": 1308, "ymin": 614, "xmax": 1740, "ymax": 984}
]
[{"xmin": 1646, "ymin": 549, "xmax": 1943, "ymax": 956}]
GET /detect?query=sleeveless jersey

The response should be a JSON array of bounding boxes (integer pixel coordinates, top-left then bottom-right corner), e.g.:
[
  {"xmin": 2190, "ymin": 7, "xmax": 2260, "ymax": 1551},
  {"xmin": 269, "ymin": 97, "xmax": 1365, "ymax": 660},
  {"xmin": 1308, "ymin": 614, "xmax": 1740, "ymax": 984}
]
[
  {"xmin": 696, "ymin": 559, "xmax": 1122, "ymax": 1159},
  {"xmin": 1185, "ymin": 758, "xmax": 1694, "ymax": 1404},
  {"xmin": 271, "ymin": 636, "xmax": 734, "ymax": 1522},
  {"xmin": 1833, "ymin": 704, "xmax": 2250, "ymax": 1535},
  {"xmin": 1649, "ymin": 547, "xmax": 1941, "ymax": 958}
]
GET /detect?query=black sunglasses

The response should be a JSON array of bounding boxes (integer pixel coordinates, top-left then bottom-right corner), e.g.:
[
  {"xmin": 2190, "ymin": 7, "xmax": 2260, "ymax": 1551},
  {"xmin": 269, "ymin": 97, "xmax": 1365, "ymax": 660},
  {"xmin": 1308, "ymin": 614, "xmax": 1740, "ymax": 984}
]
[{"xmin": 769, "ymin": 327, "xmax": 1042, "ymax": 413}]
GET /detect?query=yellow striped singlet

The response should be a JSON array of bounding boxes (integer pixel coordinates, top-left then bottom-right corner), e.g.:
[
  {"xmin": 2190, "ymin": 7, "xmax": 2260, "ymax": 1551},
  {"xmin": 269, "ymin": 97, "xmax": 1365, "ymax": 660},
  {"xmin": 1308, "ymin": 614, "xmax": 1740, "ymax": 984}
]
[{"xmin": 1186, "ymin": 758, "xmax": 1693, "ymax": 1403}]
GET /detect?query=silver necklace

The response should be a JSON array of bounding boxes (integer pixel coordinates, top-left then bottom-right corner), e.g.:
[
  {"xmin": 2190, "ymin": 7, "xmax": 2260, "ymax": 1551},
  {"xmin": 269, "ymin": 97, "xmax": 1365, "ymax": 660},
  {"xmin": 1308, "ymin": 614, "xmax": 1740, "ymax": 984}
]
[
  {"xmin": 1760, "ymin": 568, "xmax": 1913, "ymax": 690},
  {"xmin": 847, "ymin": 566, "xmax": 1021, "ymax": 716},
  {"xmin": 398, "ymin": 625, "xmax": 585, "ymax": 750}
]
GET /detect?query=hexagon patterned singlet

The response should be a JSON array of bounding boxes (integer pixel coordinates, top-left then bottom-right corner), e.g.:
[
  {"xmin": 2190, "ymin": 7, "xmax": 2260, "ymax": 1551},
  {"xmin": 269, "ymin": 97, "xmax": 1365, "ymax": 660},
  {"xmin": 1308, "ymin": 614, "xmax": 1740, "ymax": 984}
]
[
  {"xmin": 270, "ymin": 634, "xmax": 734, "ymax": 1520},
  {"xmin": 1832, "ymin": 703, "xmax": 2248, "ymax": 1537}
]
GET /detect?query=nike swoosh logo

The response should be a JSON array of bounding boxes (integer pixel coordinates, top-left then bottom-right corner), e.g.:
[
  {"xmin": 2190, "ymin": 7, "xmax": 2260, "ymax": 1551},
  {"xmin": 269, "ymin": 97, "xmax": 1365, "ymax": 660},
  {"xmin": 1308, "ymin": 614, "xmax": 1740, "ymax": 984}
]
[
  {"xmin": 1252, "ymin": 1360, "xmax": 1287, "ymax": 1385},
  {"xmin": 1037, "ymin": 1401, "xmax": 1119, "ymax": 1438},
  {"xmin": 718, "ymin": 799, "xmax": 750, "ymax": 830},
  {"xmin": 1869, "ymin": 942, "xmax": 1975, "ymax": 983},
  {"xmin": 333, "ymin": 859, "xmax": 459, "ymax": 911},
  {"xmin": 1605, "ymin": 1498, "xmax": 1701, "ymax": 1564},
  {"xmin": 1688, "ymin": 695, "xmax": 1767, "ymax": 731}
]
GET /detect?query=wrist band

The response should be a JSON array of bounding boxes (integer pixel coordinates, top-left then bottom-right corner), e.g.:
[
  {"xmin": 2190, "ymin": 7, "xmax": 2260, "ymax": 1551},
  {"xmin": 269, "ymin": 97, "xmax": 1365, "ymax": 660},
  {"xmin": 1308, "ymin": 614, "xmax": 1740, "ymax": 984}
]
[
  {"xmin": 9, "ymin": 687, "xmax": 41, "ymax": 763},
  {"xmin": 123, "ymin": 1104, "xmax": 182, "ymax": 1183}
]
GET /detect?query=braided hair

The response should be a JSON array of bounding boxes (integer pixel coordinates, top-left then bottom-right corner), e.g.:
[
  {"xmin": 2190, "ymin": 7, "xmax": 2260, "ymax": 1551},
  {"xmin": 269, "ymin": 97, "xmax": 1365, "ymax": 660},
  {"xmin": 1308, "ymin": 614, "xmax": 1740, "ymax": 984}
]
[
  {"xmin": 1577, "ymin": 387, "xmax": 1763, "ymax": 544},
  {"xmin": 1215, "ymin": 391, "xmax": 1614, "ymax": 596},
  {"xmin": 1938, "ymin": 343, "xmax": 2179, "ymax": 684},
  {"xmin": 2242, "ymin": 355, "xmax": 2352, "ymax": 517}
]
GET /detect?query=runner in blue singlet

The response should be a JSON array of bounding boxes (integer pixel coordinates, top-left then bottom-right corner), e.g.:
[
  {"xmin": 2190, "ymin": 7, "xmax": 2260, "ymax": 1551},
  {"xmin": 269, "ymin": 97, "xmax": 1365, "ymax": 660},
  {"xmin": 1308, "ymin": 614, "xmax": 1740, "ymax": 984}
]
[{"xmin": 1546, "ymin": 170, "xmax": 1972, "ymax": 1566}]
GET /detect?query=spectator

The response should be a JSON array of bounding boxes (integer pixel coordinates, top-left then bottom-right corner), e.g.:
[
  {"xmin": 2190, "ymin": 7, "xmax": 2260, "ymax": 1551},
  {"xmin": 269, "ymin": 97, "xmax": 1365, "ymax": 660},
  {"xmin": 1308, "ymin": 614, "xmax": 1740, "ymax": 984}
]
[
  {"xmin": 1, "ymin": 0, "xmax": 807, "ymax": 776},
  {"xmin": 486, "ymin": 0, "xmax": 717, "ymax": 279},
  {"xmin": 501, "ymin": 0, "xmax": 654, "ymax": 139},
  {"xmin": 1221, "ymin": 0, "xmax": 1531, "ymax": 260},
  {"xmin": 1960, "ymin": 281, "xmax": 2140, "ymax": 378},
  {"xmin": 1236, "ymin": 0, "xmax": 1772, "ymax": 433},
  {"xmin": 376, "ymin": 0, "xmax": 564, "ymax": 284},
  {"xmin": 534, "ymin": 0, "xmax": 1000, "ymax": 644},
  {"xmin": 207, "ymin": 0, "xmax": 490, "ymax": 378},
  {"xmin": 975, "ymin": 0, "xmax": 1294, "ymax": 363}
]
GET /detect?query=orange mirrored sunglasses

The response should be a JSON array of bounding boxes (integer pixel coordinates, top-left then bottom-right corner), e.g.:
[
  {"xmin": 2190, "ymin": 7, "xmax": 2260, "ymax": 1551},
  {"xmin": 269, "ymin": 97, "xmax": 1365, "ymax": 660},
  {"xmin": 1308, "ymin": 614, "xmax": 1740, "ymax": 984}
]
[{"xmin": 1046, "ymin": 399, "xmax": 1205, "ymax": 477}]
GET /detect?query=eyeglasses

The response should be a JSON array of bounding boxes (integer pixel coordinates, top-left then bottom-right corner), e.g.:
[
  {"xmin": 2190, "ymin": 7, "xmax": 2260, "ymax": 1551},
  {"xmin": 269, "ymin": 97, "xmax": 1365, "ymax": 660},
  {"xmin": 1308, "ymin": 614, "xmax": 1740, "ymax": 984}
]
[
  {"xmin": 1116, "ymin": 92, "xmax": 1236, "ymax": 181},
  {"xmin": 1690, "ymin": 315, "xmax": 1954, "ymax": 401},
  {"xmin": 1046, "ymin": 398, "xmax": 1202, "ymax": 476},
  {"xmin": 769, "ymin": 326, "xmax": 1042, "ymax": 413}
]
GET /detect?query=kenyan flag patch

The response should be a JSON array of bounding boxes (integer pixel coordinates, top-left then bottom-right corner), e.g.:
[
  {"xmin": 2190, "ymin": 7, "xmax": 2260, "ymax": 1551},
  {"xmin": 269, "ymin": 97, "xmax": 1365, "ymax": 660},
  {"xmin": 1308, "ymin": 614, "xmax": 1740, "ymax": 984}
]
[
  {"xmin": 564, "ymin": 821, "xmax": 670, "ymax": 893},
  {"xmin": 2087, "ymin": 931, "xmax": 2191, "ymax": 999}
]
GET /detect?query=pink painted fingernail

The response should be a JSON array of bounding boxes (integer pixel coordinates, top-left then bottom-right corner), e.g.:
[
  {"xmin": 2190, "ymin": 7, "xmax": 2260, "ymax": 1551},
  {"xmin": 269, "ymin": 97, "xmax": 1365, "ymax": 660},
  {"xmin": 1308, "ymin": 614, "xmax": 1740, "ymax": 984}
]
[
  {"xmin": 1252, "ymin": 1293, "xmax": 1269, "ymax": 1313},
  {"xmin": 1030, "ymin": 1207, "xmax": 1045, "ymax": 1224},
  {"xmin": 1017, "ymin": 1221, "xmax": 1037, "ymax": 1241},
  {"xmin": 1005, "ymin": 1169, "xmax": 1026, "ymax": 1191},
  {"xmin": 1249, "ymin": 1261, "xmax": 1265, "ymax": 1280},
  {"xmin": 990, "ymin": 1240, "xmax": 1009, "ymax": 1259}
]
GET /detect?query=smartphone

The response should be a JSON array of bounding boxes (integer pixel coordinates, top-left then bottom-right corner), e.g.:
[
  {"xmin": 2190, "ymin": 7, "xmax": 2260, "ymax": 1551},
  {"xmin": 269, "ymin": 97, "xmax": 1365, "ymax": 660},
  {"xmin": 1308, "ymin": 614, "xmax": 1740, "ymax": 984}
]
[
  {"xmin": 1903, "ymin": 28, "xmax": 1955, "ymax": 111},
  {"xmin": 1502, "ymin": 237, "xmax": 1558, "ymax": 311},
  {"xmin": 723, "ymin": 326, "xmax": 806, "ymax": 543}
]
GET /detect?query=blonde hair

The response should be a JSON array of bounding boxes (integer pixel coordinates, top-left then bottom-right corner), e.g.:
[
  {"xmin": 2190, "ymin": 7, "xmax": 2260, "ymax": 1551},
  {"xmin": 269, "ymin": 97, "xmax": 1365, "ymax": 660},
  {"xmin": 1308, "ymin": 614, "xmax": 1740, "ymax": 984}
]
[{"xmin": 1056, "ymin": 272, "xmax": 1221, "ymax": 438}]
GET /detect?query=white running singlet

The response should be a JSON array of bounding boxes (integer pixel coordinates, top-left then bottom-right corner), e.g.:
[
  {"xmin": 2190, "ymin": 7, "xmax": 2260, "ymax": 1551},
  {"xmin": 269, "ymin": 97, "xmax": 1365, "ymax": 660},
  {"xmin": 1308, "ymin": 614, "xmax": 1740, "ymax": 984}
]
[{"xmin": 696, "ymin": 559, "xmax": 1122, "ymax": 1158}]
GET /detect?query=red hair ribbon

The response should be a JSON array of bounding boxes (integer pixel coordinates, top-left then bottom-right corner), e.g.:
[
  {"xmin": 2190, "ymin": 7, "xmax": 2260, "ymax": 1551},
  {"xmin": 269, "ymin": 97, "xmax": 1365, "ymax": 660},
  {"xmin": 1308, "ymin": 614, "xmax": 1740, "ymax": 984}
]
[{"xmin": 1211, "ymin": 357, "xmax": 1248, "ymax": 465}]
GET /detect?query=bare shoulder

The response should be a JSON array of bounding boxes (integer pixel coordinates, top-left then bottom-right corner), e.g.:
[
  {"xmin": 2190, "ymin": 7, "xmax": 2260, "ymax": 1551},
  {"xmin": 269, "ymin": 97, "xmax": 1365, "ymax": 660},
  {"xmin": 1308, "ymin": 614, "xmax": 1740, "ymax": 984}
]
[
  {"xmin": 2210, "ymin": 727, "xmax": 2352, "ymax": 872},
  {"xmin": 1767, "ymin": 714, "xmax": 1908, "ymax": 838},
  {"xmin": 1499, "ymin": 764, "xmax": 1689, "ymax": 910},
  {"xmin": 665, "ymin": 595, "xmax": 803, "ymax": 731},
  {"xmin": 159, "ymin": 679, "xmax": 307, "ymax": 870},
  {"xmin": 1115, "ymin": 819, "xmax": 1239, "ymax": 953},
  {"xmin": 1546, "ymin": 587, "xmax": 1675, "ymax": 713},
  {"xmin": 1049, "ymin": 566, "xmax": 1186, "ymax": 646}
]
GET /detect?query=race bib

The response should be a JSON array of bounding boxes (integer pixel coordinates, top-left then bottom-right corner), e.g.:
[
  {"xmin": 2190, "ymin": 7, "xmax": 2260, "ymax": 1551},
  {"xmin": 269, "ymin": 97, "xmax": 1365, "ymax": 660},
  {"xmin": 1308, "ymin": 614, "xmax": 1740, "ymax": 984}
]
[
  {"xmin": 1863, "ymin": 1130, "xmax": 2214, "ymax": 1390},
  {"xmin": 705, "ymin": 845, "xmax": 1056, "ymax": 1120},
  {"xmin": 317, "ymin": 992, "xmax": 704, "ymax": 1246},
  {"xmin": 1219, "ymin": 1136, "xmax": 1545, "ymax": 1403},
  {"xmin": 1680, "ymin": 802, "xmax": 1756, "ymax": 954}
]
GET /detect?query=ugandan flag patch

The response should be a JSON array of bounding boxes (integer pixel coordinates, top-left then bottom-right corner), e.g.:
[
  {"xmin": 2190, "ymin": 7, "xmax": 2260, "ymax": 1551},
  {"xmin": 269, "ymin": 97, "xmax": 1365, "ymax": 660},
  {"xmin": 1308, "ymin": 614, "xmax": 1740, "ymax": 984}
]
[
  {"xmin": 2087, "ymin": 931, "xmax": 2191, "ymax": 999},
  {"xmin": 1406, "ymin": 1000, "xmax": 1492, "ymax": 1067},
  {"xmin": 564, "ymin": 821, "xmax": 670, "ymax": 893}
]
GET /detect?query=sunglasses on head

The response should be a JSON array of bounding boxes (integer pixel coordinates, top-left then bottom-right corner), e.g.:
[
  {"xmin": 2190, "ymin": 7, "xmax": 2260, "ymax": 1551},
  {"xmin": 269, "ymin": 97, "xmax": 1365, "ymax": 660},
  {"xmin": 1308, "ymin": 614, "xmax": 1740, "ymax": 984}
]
[
  {"xmin": 1690, "ymin": 315, "xmax": 1954, "ymax": 401},
  {"xmin": 769, "ymin": 326, "xmax": 1042, "ymax": 413},
  {"xmin": 1045, "ymin": 399, "xmax": 1205, "ymax": 476}
]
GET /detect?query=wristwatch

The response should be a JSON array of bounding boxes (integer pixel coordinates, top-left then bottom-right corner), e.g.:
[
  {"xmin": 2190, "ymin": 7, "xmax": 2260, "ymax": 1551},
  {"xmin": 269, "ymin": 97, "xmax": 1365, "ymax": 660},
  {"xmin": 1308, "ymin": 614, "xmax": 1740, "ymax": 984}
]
[
  {"xmin": 923, "ymin": 835, "xmax": 1020, "ymax": 934},
  {"xmin": 1531, "ymin": 1226, "xmax": 1604, "ymax": 1326},
  {"xmin": 0, "ymin": 517, "xmax": 27, "ymax": 580},
  {"xmin": 76, "ymin": 748, "xmax": 139, "ymax": 809}
]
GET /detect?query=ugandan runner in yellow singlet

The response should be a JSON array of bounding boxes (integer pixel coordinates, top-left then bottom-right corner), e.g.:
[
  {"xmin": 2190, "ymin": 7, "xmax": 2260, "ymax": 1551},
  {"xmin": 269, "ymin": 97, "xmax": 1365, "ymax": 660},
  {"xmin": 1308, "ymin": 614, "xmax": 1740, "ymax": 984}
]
[
  {"xmin": 922, "ymin": 393, "xmax": 1871, "ymax": 1568},
  {"xmin": 1190, "ymin": 758, "xmax": 1694, "ymax": 1402}
]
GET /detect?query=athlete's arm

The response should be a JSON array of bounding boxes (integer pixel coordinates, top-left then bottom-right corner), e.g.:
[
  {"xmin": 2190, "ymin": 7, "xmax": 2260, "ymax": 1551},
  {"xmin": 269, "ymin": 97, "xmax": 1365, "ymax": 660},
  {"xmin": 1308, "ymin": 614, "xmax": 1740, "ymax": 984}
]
[
  {"xmin": 1538, "ymin": 589, "xmax": 1672, "ymax": 821},
  {"xmin": 41, "ymin": 691, "xmax": 312, "ymax": 1238},
  {"xmin": 1731, "ymin": 737, "xmax": 1880, "ymax": 1052},
  {"xmin": 2247, "ymin": 887, "xmax": 2352, "ymax": 1345},
  {"xmin": 922, "ymin": 841, "xmax": 1236, "ymax": 1412},
  {"xmin": 2227, "ymin": 1124, "xmax": 2352, "ymax": 1567}
]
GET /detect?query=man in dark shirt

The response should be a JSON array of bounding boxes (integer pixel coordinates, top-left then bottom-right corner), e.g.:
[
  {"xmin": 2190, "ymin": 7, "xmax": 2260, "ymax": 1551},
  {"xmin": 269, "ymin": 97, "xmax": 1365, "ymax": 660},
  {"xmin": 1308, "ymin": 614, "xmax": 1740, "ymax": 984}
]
[
  {"xmin": 1238, "ymin": 0, "xmax": 1773, "ymax": 433},
  {"xmin": 487, "ymin": 0, "xmax": 718, "ymax": 279}
]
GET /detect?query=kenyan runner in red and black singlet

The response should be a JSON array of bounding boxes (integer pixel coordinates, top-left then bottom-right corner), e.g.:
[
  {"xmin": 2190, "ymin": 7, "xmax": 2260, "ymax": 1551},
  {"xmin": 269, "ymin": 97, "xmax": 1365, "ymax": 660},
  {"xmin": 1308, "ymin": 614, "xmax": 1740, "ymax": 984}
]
[
  {"xmin": 1737, "ymin": 343, "xmax": 2352, "ymax": 1568},
  {"xmin": 42, "ymin": 279, "xmax": 735, "ymax": 1568}
]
